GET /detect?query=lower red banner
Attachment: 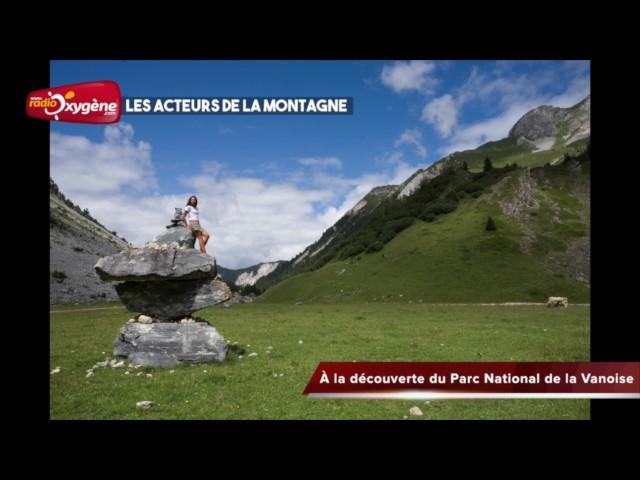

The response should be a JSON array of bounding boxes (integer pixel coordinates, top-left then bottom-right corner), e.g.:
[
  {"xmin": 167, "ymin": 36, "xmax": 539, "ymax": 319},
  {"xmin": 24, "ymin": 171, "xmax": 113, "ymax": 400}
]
[{"xmin": 303, "ymin": 362, "xmax": 640, "ymax": 399}]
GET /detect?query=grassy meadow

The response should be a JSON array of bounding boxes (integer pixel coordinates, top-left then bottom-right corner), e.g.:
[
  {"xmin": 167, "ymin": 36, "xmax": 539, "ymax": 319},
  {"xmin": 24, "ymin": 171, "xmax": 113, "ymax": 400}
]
[{"xmin": 50, "ymin": 301, "xmax": 590, "ymax": 420}]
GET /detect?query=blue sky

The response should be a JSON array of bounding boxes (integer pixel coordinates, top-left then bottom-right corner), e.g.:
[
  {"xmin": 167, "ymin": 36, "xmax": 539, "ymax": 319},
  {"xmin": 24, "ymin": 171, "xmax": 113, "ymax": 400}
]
[{"xmin": 50, "ymin": 60, "xmax": 590, "ymax": 268}]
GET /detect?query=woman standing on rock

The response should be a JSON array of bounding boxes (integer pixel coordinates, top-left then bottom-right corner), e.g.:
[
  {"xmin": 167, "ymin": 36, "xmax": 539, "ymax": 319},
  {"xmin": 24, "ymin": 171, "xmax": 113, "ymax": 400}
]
[{"xmin": 181, "ymin": 195, "xmax": 210, "ymax": 255}]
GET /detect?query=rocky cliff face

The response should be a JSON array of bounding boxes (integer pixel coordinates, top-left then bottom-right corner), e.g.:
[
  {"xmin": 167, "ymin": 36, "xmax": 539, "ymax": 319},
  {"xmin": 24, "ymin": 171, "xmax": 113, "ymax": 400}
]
[
  {"xmin": 216, "ymin": 261, "xmax": 284, "ymax": 289},
  {"xmin": 50, "ymin": 182, "xmax": 129, "ymax": 305},
  {"xmin": 509, "ymin": 95, "xmax": 590, "ymax": 144},
  {"xmin": 396, "ymin": 156, "xmax": 460, "ymax": 199},
  {"xmin": 235, "ymin": 262, "xmax": 281, "ymax": 286}
]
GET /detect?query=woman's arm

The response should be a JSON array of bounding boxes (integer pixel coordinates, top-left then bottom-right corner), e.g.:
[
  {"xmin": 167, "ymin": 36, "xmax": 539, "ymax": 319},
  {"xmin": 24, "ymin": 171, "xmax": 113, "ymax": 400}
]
[{"xmin": 181, "ymin": 210, "xmax": 188, "ymax": 228}]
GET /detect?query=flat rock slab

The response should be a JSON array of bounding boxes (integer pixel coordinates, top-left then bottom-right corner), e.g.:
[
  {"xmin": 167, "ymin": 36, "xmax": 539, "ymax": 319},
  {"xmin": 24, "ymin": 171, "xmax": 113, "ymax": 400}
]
[
  {"xmin": 115, "ymin": 279, "xmax": 231, "ymax": 320},
  {"xmin": 154, "ymin": 227, "xmax": 196, "ymax": 249},
  {"xmin": 95, "ymin": 248, "xmax": 217, "ymax": 282},
  {"xmin": 114, "ymin": 322, "xmax": 227, "ymax": 367}
]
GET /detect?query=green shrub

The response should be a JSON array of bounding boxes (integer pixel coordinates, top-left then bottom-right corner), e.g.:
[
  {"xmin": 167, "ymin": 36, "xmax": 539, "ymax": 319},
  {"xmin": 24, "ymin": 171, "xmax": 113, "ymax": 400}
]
[
  {"xmin": 377, "ymin": 229, "xmax": 396, "ymax": 244},
  {"xmin": 424, "ymin": 200, "xmax": 457, "ymax": 216},
  {"xmin": 340, "ymin": 243, "xmax": 366, "ymax": 259},
  {"xmin": 464, "ymin": 183, "xmax": 480, "ymax": 194},
  {"xmin": 526, "ymin": 287, "xmax": 546, "ymax": 299},
  {"xmin": 240, "ymin": 284, "xmax": 262, "ymax": 296},
  {"xmin": 388, "ymin": 217, "xmax": 414, "ymax": 233},
  {"xmin": 421, "ymin": 212, "xmax": 436, "ymax": 222},
  {"xmin": 366, "ymin": 241, "xmax": 385, "ymax": 253}
]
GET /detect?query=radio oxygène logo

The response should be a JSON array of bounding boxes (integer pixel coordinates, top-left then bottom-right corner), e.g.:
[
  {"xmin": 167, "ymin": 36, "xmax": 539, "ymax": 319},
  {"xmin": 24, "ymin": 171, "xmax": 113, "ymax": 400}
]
[{"xmin": 26, "ymin": 81, "xmax": 121, "ymax": 124}]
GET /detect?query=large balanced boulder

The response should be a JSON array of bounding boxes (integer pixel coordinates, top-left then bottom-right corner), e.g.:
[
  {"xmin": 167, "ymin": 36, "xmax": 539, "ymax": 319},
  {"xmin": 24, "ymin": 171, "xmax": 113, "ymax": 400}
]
[
  {"xmin": 95, "ymin": 247, "xmax": 217, "ymax": 282},
  {"xmin": 94, "ymin": 207, "xmax": 232, "ymax": 367},
  {"xmin": 114, "ymin": 321, "xmax": 227, "ymax": 367},
  {"xmin": 115, "ymin": 279, "xmax": 231, "ymax": 321}
]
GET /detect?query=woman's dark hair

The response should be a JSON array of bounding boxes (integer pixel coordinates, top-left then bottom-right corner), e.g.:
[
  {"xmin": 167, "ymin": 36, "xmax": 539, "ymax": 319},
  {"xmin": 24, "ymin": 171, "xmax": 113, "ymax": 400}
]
[{"xmin": 186, "ymin": 195, "xmax": 198, "ymax": 207}]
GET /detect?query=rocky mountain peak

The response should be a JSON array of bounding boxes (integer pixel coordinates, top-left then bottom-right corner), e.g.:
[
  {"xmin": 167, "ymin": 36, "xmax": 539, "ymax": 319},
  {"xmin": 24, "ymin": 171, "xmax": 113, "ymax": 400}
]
[{"xmin": 509, "ymin": 95, "xmax": 590, "ymax": 143}]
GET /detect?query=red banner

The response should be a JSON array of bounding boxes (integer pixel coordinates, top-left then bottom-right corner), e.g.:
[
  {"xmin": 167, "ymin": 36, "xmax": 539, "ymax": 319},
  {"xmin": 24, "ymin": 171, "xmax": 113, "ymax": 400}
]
[
  {"xmin": 303, "ymin": 362, "xmax": 640, "ymax": 399},
  {"xmin": 26, "ymin": 81, "xmax": 121, "ymax": 124}
]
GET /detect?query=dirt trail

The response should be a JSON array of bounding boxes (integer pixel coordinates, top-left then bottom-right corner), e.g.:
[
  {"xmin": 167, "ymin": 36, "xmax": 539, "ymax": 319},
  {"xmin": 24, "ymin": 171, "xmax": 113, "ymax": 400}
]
[{"xmin": 429, "ymin": 302, "xmax": 590, "ymax": 307}]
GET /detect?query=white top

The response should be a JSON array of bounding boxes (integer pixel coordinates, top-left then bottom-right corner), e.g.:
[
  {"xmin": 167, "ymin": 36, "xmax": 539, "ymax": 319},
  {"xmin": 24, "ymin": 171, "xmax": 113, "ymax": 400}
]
[{"xmin": 183, "ymin": 205, "xmax": 199, "ymax": 222}]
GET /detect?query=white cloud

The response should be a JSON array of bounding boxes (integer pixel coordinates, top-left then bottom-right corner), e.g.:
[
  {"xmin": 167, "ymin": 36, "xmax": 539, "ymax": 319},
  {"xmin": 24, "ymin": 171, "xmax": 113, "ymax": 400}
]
[
  {"xmin": 455, "ymin": 66, "xmax": 551, "ymax": 108},
  {"xmin": 422, "ymin": 67, "xmax": 550, "ymax": 140},
  {"xmin": 380, "ymin": 60, "xmax": 438, "ymax": 94},
  {"xmin": 51, "ymin": 126, "xmax": 425, "ymax": 269},
  {"xmin": 386, "ymin": 151, "xmax": 404, "ymax": 166},
  {"xmin": 314, "ymin": 157, "xmax": 421, "ymax": 227},
  {"xmin": 546, "ymin": 74, "xmax": 590, "ymax": 108},
  {"xmin": 297, "ymin": 157, "xmax": 343, "ymax": 169},
  {"xmin": 394, "ymin": 128, "xmax": 428, "ymax": 159},
  {"xmin": 176, "ymin": 173, "xmax": 336, "ymax": 266},
  {"xmin": 105, "ymin": 123, "xmax": 134, "ymax": 142},
  {"xmin": 51, "ymin": 122, "xmax": 155, "ymax": 195},
  {"xmin": 421, "ymin": 94, "xmax": 458, "ymax": 138},
  {"xmin": 178, "ymin": 158, "xmax": 421, "ymax": 266},
  {"xmin": 422, "ymin": 64, "xmax": 560, "ymax": 143},
  {"xmin": 492, "ymin": 60, "xmax": 515, "ymax": 75}
]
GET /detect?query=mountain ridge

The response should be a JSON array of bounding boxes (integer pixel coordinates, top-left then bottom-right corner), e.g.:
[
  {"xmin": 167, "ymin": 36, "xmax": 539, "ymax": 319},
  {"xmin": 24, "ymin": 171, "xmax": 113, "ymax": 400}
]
[
  {"xmin": 259, "ymin": 147, "xmax": 590, "ymax": 304},
  {"xmin": 255, "ymin": 95, "xmax": 591, "ymax": 296}
]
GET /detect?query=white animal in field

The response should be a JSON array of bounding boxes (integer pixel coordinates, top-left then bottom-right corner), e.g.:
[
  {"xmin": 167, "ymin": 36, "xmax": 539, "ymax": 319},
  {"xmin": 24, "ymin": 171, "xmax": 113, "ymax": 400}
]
[{"xmin": 547, "ymin": 296, "xmax": 568, "ymax": 308}]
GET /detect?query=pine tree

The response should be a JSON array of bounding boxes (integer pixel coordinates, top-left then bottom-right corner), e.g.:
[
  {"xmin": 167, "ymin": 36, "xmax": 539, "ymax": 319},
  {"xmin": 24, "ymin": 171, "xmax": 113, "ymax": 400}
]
[
  {"xmin": 485, "ymin": 216, "xmax": 496, "ymax": 231},
  {"xmin": 483, "ymin": 157, "xmax": 493, "ymax": 172}
]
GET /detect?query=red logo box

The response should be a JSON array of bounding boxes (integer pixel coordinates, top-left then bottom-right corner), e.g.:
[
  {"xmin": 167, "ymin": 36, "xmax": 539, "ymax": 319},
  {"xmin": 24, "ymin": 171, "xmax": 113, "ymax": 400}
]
[{"xmin": 26, "ymin": 81, "xmax": 121, "ymax": 124}]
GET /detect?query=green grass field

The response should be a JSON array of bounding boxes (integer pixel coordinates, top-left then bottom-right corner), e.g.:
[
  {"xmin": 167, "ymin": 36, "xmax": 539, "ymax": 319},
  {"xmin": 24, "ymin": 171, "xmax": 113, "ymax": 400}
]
[{"xmin": 50, "ymin": 302, "xmax": 590, "ymax": 420}]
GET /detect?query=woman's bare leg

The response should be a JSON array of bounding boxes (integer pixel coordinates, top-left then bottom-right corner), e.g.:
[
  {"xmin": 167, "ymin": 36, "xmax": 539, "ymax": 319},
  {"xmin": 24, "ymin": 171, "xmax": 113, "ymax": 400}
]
[
  {"xmin": 196, "ymin": 231, "xmax": 206, "ymax": 254},
  {"xmin": 202, "ymin": 230, "xmax": 210, "ymax": 246}
]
